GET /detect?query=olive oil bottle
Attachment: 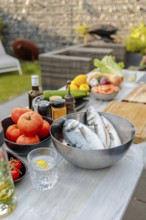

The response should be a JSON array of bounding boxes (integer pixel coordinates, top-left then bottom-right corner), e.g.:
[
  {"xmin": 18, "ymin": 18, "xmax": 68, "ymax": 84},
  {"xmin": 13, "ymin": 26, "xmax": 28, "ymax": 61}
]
[{"xmin": 28, "ymin": 75, "xmax": 43, "ymax": 110}]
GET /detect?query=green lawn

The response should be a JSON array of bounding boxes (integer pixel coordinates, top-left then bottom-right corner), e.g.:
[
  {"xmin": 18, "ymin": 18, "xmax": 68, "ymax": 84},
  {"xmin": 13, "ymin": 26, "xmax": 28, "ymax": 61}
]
[{"xmin": 0, "ymin": 61, "xmax": 41, "ymax": 103}]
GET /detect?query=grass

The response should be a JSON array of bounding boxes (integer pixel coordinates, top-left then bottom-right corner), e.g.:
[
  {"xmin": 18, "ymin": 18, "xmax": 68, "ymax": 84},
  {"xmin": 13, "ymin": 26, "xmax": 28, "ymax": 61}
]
[{"xmin": 0, "ymin": 61, "xmax": 41, "ymax": 103}]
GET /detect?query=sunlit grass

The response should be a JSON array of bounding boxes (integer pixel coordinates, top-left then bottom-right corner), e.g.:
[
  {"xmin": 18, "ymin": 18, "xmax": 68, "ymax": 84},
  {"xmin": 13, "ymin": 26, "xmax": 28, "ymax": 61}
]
[{"xmin": 0, "ymin": 61, "xmax": 41, "ymax": 103}]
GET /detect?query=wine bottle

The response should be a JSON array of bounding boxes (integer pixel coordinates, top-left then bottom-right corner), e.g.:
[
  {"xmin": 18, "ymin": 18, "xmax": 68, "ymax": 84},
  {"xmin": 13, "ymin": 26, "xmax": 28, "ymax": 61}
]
[{"xmin": 28, "ymin": 75, "xmax": 43, "ymax": 110}]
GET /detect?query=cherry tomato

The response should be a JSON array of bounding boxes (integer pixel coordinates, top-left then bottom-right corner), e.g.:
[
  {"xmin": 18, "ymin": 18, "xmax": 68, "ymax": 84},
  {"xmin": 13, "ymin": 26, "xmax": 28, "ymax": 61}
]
[
  {"xmin": 9, "ymin": 158, "xmax": 22, "ymax": 170},
  {"xmin": 9, "ymin": 158, "xmax": 22, "ymax": 180},
  {"xmin": 11, "ymin": 169, "xmax": 20, "ymax": 180}
]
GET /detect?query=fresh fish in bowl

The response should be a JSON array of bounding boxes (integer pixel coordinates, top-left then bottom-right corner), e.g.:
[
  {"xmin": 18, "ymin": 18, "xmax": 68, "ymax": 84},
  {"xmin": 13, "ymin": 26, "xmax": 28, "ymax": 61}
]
[
  {"xmin": 101, "ymin": 116, "xmax": 121, "ymax": 148},
  {"xmin": 86, "ymin": 105, "xmax": 110, "ymax": 149},
  {"xmin": 50, "ymin": 105, "xmax": 135, "ymax": 169},
  {"xmin": 63, "ymin": 119, "xmax": 104, "ymax": 150},
  {"xmin": 86, "ymin": 105, "xmax": 121, "ymax": 149}
]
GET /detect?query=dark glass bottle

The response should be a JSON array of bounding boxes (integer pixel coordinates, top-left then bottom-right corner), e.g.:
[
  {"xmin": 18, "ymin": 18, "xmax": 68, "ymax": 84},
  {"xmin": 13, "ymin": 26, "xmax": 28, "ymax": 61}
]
[
  {"xmin": 64, "ymin": 80, "xmax": 76, "ymax": 114},
  {"xmin": 28, "ymin": 75, "xmax": 43, "ymax": 110}
]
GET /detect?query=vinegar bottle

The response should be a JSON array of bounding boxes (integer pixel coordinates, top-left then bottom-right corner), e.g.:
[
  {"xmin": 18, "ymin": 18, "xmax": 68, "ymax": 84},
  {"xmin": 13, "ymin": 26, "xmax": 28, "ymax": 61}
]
[
  {"xmin": 28, "ymin": 75, "xmax": 43, "ymax": 110},
  {"xmin": 0, "ymin": 122, "xmax": 17, "ymax": 217}
]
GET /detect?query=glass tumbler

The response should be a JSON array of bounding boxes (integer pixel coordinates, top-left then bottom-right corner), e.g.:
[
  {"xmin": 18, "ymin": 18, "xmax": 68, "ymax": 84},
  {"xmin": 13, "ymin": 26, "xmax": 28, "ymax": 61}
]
[{"xmin": 27, "ymin": 148, "xmax": 58, "ymax": 191}]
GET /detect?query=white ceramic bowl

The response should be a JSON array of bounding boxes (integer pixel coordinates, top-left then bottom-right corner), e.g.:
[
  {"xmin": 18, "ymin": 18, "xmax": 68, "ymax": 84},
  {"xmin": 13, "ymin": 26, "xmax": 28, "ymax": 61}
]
[
  {"xmin": 92, "ymin": 90, "xmax": 119, "ymax": 101},
  {"xmin": 91, "ymin": 85, "xmax": 119, "ymax": 101}
]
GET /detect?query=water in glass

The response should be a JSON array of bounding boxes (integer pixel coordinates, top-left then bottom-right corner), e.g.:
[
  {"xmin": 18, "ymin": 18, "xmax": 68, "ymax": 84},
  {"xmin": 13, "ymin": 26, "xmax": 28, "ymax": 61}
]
[{"xmin": 28, "ymin": 148, "xmax": 58, "ymax": 191}]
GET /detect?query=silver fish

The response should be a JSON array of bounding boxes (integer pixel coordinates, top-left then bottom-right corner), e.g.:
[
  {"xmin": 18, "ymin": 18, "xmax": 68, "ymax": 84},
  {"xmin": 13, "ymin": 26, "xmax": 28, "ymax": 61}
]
[
  {"xmin": 101, "ymin": 116, "xmax": 121, "ymax": 148},
  {"xmin": 63, "ymin": 119, "xmax": 104, "ymax": 150},
  {"xmin": 86, "ymin": 105, "xmax": 110, "ymax": 149}
]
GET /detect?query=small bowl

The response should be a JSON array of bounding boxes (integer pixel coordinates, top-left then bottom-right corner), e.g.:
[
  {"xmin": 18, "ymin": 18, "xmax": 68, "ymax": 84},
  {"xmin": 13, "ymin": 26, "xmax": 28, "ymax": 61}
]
[
  {"xmin": 50, "ymin": 112, "xmax": 135, "ymax": 169},
  {"xmin": 91, "ymin": 85, "xmax": 119, "ymax": 101},
  {"xmin": 2, "ymin": 116, "xmax": 53, "ymax": 156},
  {"xmin": 7, "ymin": 150, "xmax": 27, "ymax": 183}
]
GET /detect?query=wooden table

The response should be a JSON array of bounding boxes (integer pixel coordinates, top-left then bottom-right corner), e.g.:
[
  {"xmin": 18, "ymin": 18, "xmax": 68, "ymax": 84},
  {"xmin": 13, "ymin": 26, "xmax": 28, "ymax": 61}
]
[{"xmin": 5, "ymin": 71, "xmax": 146, "ymax": 220}]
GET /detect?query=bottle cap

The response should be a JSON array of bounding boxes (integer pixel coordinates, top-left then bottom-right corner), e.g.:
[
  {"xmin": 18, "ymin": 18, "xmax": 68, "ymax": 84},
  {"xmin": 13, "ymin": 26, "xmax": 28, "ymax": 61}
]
[
  {"xmin": 49, "ymin": 95, "xmax": 62, "ymax": 101},
  {"xmin": 38, "ymin": 100, "xmax": 51, "ymax": 117},
  {"xmin": 51, "ymin": 99, "xmax": 66, "ymax": 108},
  {"xmin": 31, "ymin": 75, "xmax": 38, "ymax": 79}
]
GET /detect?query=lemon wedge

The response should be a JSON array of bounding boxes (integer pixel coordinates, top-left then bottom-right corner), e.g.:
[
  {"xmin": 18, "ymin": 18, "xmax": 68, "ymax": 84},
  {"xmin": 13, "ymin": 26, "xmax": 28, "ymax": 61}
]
[
  {"xmin": 129, "ymin": 77, "xmax": 136, "ymax": 82},
  {"xmin": 36, "ymin": 159, "xmax": 48, "ymax": 169}
]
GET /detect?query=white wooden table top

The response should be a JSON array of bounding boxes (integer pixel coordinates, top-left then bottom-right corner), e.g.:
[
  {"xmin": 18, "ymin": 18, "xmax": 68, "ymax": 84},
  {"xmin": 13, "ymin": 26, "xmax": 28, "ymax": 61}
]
[{"xmin": 5, "ymin": 70, "xmax": 146, "ymax": 220}]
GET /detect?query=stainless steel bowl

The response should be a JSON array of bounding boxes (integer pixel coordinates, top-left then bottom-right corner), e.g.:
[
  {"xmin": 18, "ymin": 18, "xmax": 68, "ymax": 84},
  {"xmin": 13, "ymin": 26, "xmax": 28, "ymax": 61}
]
[{"xmin": 50, "ymin": 112, "xmax": 135, "ymax": 169}]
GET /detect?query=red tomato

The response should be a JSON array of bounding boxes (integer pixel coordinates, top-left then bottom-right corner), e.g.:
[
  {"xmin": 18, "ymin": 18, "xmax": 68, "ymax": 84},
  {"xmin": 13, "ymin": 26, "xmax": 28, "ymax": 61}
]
[
  {"xmin": 6, "ymin": 124, "xmax": 22, "ymax": 142},
  {"xmin": 9, "ymin": 158, "xmax": 22, "ymax": 170},
  {"xmin": 16, "ymin": 134, "xmax": 40, "ymax": 144},
  {"xmin": 17, "ymin": 111, "xmax": 43, "ymax": 136},
  {"xmin": 11, "ymin": 107, "xmax": 32, "ymax": 124},
  {"xmin": 38, "ymin": 120, "xmax": 51, "ymax": 139},
  {"xmin": 11, "ymin": 169, "xmax": 20, "ymax": 180}
]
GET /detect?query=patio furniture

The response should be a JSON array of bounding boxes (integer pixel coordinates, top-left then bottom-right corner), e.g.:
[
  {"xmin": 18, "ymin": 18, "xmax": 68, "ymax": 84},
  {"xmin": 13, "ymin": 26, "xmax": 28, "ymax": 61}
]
[
  {"xmin": 39, "ymin": 45, "xmax": 113, "ymax": 89},
  {"xmin": 81, "ymin": 40, "xmax": 126, "ymax": 62},
  {"xmin": 0, "ymin": 40, "xmax": 22, "ymax": 75}
]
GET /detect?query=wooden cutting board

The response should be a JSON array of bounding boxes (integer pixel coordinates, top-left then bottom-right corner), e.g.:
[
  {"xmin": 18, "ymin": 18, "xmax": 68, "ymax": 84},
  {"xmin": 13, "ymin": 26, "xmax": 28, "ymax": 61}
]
[
  {"xmin": 122, "ymin": 84, "xmax": 146, "ymax": 104},
  {"xmin": 103, "ymin": 100, "xmax": 146, "ymax": 143}
]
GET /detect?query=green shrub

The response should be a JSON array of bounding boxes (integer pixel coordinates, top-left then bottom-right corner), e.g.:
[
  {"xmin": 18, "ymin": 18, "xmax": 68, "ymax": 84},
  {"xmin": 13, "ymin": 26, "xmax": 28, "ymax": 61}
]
[{"xmin": 125, "ymin": 24, "xmax": 146, "ymax": 54}]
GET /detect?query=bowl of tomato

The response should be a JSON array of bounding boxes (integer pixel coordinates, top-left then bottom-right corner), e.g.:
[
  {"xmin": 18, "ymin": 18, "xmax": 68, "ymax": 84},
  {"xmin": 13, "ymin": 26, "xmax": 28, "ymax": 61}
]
[
  {"xmin": 2, "ymin": 115, "xmax": 53, "ymax": 156},
  {"xmin": 91, "ymin": 84, "xmax": 120, "ymax": 101},
  {"xmin": 7, "ymin": 150, "xmax": 27, "ymax": 183}
]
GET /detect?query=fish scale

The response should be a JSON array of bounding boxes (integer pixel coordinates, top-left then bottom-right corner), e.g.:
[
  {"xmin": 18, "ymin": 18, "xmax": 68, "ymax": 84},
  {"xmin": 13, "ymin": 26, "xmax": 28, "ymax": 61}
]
[
  {"xmin": 63, "ymin": 119, "xmax": 104, "ymax": 150},
  {"xmin": 101, "ymin": 116, "xmax": 121, "ymax": 148},
  {"xmin": 86, "ymin": 105, "xmax": 110, "ymax": 149}
]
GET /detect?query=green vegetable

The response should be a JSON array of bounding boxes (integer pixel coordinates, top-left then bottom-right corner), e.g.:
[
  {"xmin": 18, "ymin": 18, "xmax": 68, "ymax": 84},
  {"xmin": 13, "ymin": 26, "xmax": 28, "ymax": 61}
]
[
  {"xmin": 43, "ymin": 90, "xmax": 90, "ymax": 100},
  {"xmin": 94, "ymin": 56, "xmax": 124, "ymax": 76}
]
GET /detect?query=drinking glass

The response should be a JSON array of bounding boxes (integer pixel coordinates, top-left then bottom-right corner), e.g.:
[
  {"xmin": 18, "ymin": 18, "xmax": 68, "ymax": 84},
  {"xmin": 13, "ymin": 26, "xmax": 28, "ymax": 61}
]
[
  {"xmin": 124, "ymin": 70, "xmax": 137, "ymax": 86},
  {"xmin": 27, "ymin": 148, "xmax": 58, "ymax": 190},
  {"xmin": 0, "ymin": 123, "xmax": 17, "ymax": 217}
]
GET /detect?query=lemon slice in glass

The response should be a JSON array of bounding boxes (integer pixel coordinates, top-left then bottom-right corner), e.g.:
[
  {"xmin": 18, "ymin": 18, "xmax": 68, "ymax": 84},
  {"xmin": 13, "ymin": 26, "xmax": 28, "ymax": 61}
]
[{"xmin": 35, "ymin": 159, "xmax": 48, "ymax": 169}]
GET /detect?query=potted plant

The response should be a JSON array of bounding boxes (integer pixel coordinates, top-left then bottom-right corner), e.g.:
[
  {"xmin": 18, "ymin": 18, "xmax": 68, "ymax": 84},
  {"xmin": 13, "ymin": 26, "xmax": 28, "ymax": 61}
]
[
  {"xmin": 75, "ymin": 24, "xmax": 92, "ymax": 43},
  {"xmin": 125, "ymin": 23, "xmax": 146, "ymax": 67}
]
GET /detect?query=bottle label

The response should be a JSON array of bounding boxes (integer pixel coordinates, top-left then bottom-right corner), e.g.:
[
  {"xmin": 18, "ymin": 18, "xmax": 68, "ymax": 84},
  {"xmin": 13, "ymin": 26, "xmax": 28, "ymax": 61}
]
[
  {"xmin": 51, "ymin": 107, "xmax": 66, "ymax": 120},
  {"xmin": 31, "ymin": 77, "xmax": 39, "ymax": 86}
]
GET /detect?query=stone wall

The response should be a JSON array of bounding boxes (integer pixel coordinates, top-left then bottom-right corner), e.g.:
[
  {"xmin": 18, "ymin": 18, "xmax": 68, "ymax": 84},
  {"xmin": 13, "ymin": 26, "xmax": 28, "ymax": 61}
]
[{"xmin": 0, "ymin": 0, "xmax": 146, "ymax": 54}]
